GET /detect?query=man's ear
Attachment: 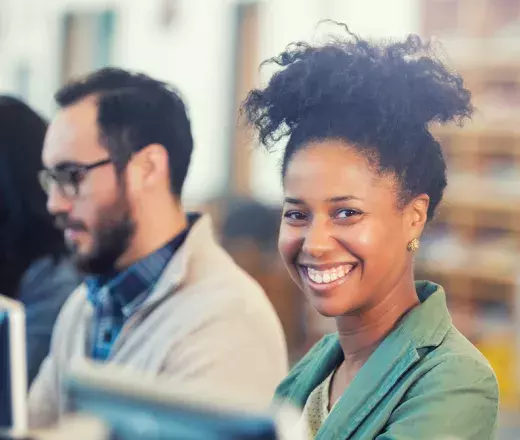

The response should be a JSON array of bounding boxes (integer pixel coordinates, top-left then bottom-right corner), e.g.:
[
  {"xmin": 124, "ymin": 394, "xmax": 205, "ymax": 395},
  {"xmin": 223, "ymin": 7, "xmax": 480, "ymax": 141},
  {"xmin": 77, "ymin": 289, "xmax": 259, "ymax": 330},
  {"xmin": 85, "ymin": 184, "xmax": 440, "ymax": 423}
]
[{"xmin": 124, "ymin": 143, "xmax": 169, "ymax": 195}]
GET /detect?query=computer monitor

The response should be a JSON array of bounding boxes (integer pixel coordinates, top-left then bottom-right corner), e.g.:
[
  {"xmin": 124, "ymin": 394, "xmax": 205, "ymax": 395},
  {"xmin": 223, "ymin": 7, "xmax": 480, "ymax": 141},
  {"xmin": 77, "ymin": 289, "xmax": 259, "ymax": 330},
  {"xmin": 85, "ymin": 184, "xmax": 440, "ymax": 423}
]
[
  {"xmin": 0, "ymin": 295, "xmax": 28, "ymax": 438},
  {"xmin": 65, "ymin": 362, "xmax": 279, "ymax": 440}
]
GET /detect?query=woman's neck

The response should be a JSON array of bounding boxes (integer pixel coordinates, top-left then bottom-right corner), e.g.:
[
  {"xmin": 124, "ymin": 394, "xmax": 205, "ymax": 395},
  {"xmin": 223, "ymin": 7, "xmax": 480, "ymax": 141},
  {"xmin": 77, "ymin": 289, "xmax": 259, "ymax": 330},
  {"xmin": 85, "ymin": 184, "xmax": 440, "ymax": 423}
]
[{"xmin": 335, "ymin": 278, "xmax": 420, "ymax": 372}]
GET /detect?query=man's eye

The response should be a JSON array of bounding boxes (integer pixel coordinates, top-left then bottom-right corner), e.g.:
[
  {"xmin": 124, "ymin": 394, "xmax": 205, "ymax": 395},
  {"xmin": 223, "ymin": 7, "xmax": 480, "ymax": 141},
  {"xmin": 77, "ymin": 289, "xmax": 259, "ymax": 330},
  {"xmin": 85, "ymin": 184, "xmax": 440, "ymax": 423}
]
[
  {"xmin": 68, "ymin": 169, "xmax": 83, "ymax": 183},
  {"xmin": 55, "ymin": 168, "xmax": 81, "ymax": 184}
]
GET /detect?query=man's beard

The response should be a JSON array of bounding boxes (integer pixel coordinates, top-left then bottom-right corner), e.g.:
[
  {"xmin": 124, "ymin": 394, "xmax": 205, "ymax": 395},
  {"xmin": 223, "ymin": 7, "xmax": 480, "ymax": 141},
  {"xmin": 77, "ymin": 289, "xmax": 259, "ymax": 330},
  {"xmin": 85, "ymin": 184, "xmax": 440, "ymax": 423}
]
[
  {"xmin": 71, "ymin": 211, "xmax": 134, "ymax": 275},
  {"xmin": 57, "ymin": 192, "xmax": 135, "ymax": 276}
]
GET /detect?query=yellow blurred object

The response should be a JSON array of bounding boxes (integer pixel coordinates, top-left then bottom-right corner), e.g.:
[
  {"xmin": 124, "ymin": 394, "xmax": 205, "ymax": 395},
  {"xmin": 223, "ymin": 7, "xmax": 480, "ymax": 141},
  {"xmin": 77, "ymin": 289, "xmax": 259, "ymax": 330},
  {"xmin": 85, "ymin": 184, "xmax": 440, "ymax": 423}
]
[{"xmin": 477, "ymin": 333, "xmax": 520, "ymax": 409}]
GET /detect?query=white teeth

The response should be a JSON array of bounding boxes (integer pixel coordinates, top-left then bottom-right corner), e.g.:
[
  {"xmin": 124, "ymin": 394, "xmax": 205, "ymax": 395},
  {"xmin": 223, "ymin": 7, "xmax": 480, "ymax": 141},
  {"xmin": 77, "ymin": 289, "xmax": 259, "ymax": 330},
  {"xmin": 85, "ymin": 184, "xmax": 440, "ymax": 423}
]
[{"xmin": 306, "ymin": 265, "xmax": 354, "ymax": 285}]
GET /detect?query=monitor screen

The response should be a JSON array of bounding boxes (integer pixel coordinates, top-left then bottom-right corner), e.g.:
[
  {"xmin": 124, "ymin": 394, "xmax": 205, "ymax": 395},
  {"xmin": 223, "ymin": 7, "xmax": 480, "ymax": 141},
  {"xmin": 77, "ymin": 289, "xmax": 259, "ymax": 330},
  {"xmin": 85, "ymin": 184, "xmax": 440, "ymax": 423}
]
[
  {"xmin": 0, "ymin": 296, "xmax": 27, "ymax": 437},
  {"xmin": 66, "ymin": 364, "xmax": 278, "ymax": 440},
  {"xmin": 0, "ymin": 311, "xmax": 13, "ymax": 428}
]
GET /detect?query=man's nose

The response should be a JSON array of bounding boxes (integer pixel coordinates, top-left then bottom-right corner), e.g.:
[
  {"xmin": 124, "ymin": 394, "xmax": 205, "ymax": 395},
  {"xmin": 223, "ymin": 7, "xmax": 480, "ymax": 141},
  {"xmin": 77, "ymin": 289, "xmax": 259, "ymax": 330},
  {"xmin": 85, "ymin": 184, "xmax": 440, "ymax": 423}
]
[{"xmin": 46, "ymin": 184, "xmax": 73, "ymax": 217}]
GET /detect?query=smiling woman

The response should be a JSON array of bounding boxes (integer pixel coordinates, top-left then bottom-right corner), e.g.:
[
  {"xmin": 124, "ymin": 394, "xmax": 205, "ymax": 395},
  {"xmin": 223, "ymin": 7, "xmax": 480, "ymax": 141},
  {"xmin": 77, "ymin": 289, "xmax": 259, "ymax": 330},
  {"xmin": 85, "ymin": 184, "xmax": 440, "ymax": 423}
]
[{"xmin": 242, "ymin": 22, "xmax": 499, "ymax": 440}]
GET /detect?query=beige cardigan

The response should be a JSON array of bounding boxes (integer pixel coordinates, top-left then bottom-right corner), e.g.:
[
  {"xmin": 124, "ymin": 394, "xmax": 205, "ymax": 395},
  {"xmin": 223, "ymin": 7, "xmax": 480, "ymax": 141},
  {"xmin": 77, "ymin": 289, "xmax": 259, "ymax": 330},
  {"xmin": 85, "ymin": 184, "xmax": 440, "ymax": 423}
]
[{"xmin": 28, "ymin": 214, "xmax": 288, "ymax": 428}]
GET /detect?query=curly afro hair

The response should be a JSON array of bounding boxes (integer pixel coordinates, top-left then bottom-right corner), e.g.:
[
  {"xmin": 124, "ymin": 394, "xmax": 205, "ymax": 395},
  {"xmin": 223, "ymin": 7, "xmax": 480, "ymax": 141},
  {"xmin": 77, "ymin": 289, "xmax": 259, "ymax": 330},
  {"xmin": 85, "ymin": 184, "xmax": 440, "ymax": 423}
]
[{"xmin": 242, "ymin": 22, "xmax": 473, "ymax": 221}]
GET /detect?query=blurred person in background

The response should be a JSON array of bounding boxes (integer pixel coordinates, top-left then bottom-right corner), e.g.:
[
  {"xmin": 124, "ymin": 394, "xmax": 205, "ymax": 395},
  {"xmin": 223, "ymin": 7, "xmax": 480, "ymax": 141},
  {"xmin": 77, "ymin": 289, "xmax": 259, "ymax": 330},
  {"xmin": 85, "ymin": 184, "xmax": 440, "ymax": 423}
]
[
  {"xmin": 242, "ymin": 23, "xmax": 499, "ymax": 439},
  {"xmin": 219, "ymin": 197, "xmax": 306, "ymax": 361},
  {"xmin": 30, "ymin": 68, "xmax": 287, "ymax": 428},
  {"xmin": 0, "ymin": 96, "xmax": 81, "ymax": 385}
]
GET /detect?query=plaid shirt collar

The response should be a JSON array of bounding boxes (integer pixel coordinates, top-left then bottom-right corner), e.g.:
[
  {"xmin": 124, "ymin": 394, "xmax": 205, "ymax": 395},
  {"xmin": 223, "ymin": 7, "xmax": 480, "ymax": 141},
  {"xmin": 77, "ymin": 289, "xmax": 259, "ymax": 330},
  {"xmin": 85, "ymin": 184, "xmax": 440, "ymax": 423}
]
[{"xmin": 86, "ymin": 226, "xmax": 190, "ymax": 317}]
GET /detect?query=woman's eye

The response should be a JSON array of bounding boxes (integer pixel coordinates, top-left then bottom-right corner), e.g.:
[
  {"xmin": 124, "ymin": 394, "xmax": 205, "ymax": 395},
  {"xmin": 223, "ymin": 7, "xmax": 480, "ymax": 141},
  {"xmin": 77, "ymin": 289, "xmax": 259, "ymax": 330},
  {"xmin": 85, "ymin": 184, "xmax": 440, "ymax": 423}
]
[
  {"xmin": 335, "ymin": 208, "xmax": 361, "ymax": 219},
  {"xmin": 283, "ymin": 211, "xmax": 307, "ymax": 221}
]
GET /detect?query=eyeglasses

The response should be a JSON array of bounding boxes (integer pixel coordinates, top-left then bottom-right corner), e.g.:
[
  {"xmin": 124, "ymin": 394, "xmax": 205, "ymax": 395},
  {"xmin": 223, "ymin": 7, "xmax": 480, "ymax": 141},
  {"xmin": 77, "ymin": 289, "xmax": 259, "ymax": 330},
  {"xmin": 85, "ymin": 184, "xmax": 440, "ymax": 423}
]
[{"xmin": 38, "ymin": 158, "xmax": 112, "ymax": 198}]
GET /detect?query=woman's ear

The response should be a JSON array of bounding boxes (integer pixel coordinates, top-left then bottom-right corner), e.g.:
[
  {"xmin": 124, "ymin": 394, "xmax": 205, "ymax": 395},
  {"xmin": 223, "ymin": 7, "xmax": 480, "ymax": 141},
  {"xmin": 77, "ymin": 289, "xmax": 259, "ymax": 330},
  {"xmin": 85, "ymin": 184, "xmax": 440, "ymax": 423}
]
[{"xmin": 406, "ymin": 193, "xmax": 430, "ymax": 241}]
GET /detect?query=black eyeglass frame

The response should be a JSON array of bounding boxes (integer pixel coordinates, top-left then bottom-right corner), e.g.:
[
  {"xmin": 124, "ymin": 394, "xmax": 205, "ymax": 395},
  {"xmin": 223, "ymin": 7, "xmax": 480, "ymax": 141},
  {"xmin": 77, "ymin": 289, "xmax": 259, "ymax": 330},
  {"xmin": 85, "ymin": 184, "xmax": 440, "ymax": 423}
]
[{"xmin": 38, "ymin": 158, "xmax": 112, "ymax": 198}]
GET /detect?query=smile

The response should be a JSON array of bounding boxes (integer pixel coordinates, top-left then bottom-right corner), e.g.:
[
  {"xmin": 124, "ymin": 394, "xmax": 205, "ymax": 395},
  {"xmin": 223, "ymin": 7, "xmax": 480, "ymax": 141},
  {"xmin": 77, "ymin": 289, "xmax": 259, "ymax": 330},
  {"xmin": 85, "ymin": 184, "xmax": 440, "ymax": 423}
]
[{"xmin": 304, "ymin": 264, "xmax": 356, "ymax": 285}]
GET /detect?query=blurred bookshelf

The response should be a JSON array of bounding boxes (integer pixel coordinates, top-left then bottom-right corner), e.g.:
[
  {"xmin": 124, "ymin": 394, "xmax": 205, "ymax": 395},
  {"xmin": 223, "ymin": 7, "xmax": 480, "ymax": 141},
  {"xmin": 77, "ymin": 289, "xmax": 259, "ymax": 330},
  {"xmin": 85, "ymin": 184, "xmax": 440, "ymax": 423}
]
[{"xmin": 419, "ymin": 0, "xmax": 520, "ymax": 414}]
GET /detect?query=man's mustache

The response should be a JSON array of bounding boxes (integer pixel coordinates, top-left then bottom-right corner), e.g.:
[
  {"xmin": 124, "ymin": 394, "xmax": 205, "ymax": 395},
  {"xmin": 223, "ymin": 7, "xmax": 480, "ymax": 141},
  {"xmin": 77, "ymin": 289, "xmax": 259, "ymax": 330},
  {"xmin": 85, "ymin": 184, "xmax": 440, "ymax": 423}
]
[{"xmin": 53, "ymin": 214, "xmax": 87, "ymax": 232}]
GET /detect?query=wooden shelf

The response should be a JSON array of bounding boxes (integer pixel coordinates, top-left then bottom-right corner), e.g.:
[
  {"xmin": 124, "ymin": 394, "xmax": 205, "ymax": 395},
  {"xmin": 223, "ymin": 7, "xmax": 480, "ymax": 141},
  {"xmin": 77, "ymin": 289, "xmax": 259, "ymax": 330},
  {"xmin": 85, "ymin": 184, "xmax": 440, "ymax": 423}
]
[
  {"xmin": 433, "ymin": 125, "xmax": 520, "ymax": 138},
  {"xmin": 436, "ymin": 208, "xmax": 520, "ymax": 233},
  {"xmin": 432, "ymin": 129, "xmax": 520, "ymax": 162},
  {"xmin": 443, "ymin": 195, "xmax": 520, "ymax": 215},
  {"xmin": 416, "ymin": 264, "xmax": 516, "ymax": 302},
  {"xmin": 418, "ymin": 264, "xmax": 515, "ymax": 286}
]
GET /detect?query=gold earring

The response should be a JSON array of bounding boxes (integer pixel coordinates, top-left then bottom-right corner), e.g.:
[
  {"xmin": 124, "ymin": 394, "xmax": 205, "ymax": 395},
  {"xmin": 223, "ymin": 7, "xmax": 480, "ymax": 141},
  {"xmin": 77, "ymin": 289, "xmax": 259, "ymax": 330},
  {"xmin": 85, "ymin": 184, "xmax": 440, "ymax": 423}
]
[{"xmin": 407, "ymin": 238, "xmax": 420, "ymax": 252}]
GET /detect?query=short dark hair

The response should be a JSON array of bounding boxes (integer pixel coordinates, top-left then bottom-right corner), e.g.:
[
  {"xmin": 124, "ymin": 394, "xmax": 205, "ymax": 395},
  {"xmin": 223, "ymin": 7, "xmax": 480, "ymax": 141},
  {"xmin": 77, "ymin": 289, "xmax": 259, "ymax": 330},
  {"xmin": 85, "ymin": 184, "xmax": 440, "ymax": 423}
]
[
  {"xmin": 55, "ymin": 67, "xmax": 193, "ymax": 196},
  {"xmin": 0, "ymin": 96, "xmax": 65, "ymax": 298},
  {"xmin": 242, "ymin": 23, "xmax": 473, "ymax": 221}
]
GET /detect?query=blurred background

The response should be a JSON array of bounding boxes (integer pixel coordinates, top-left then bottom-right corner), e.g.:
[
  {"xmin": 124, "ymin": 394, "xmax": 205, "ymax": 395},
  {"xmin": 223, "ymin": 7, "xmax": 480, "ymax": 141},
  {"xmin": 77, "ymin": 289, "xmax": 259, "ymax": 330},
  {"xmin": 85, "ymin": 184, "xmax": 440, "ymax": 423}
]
[{"xmin": 0, "ymin": 0, "xmax": 519, "ymax": 436}]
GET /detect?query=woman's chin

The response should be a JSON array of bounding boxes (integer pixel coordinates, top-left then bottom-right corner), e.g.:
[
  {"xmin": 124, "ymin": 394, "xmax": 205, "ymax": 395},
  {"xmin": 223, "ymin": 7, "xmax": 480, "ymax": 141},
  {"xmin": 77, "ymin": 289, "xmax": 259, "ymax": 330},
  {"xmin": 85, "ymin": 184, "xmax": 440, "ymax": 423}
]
[{"xmin": 310, "ymin": 296, "xmax": 356, "ymax": 318}]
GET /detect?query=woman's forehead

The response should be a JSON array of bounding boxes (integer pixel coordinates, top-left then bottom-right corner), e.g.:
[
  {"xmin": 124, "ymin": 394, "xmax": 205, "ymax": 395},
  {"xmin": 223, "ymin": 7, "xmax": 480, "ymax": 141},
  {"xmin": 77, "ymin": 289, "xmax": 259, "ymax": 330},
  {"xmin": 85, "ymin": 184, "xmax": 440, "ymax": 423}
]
[{"xmin": 283, "ymin": 142, "xmax": 396, "ymax": 201}]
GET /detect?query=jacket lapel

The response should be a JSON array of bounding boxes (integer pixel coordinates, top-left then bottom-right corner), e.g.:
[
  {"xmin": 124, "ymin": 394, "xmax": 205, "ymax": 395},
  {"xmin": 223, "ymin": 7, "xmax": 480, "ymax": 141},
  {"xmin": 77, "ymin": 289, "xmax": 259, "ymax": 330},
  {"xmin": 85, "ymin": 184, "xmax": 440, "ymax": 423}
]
[
  {"xmin": 285, "ymin": 336, "xmax": 343, "ymax": 409},
  {"xmin": 315, "ymin": 329, "xmax": 420, "ymax": 440}
]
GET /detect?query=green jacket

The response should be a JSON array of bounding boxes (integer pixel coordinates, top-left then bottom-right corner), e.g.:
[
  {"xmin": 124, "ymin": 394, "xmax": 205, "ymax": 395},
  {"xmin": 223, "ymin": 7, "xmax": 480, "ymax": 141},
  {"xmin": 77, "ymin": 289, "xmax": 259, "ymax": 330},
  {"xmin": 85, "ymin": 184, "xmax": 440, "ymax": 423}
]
[{"xmin": 276, "ymin": 281, "xmax": 499, "ymax": 439}]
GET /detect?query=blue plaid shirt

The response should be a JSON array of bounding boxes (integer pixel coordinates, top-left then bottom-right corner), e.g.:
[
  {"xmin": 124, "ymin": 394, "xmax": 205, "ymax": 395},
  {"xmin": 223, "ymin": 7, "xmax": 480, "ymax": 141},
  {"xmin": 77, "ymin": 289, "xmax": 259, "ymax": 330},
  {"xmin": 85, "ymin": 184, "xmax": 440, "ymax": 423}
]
[{"xmin": 86, "ymin": 228, "xmax": 189, "ymax": 361}]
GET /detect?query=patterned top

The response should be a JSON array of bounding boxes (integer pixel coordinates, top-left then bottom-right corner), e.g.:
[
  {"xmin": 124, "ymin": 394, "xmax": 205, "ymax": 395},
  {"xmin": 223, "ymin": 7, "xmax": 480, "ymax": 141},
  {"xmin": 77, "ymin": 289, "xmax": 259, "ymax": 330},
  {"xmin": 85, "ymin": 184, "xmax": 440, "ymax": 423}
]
[
  {"xmin": 299, "ymin": 369, "xmax": 335, "ymax": 438},
  {"xmin": 86, "ymin": 228, "xmax": 189, "ymax": 361}
]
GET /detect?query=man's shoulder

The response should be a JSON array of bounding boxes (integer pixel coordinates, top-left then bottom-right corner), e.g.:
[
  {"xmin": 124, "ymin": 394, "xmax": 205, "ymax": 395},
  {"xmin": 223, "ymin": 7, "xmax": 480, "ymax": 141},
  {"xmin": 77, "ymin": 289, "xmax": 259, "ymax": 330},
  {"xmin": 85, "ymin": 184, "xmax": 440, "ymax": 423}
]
[
  {"xmin": 170, "ymin": 212, "xmax": 267, "ymax": 297},
  {"xmin": 176, "ymin": 254, "xmax": 279, "ymax": 332},
  {"xmin": 181, "ymin": 227, "xmax": 269, "ymax": 305},
  {"xmin": 157, "ymin": 237, "xmax": 286, "ymax": 347}
]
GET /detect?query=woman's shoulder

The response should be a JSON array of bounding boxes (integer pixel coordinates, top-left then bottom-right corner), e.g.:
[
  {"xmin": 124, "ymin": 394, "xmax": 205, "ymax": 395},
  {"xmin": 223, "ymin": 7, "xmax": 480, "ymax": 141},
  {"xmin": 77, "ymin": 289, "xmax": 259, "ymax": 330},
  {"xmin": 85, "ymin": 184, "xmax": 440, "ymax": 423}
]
[
  {"xmin": 378, "ymin": 325, "xmax": 499, "ymax": 439},
  {"xmin": 427, "ymin": 324, "xmax": 495, "ymax": 373},
  {"xmin": 412, "ymin": 324, "xmax": 498, "ymax": 401},
  {"xmin": 409, "ymin": 281, "xmax": 496, "ymax": 384}
]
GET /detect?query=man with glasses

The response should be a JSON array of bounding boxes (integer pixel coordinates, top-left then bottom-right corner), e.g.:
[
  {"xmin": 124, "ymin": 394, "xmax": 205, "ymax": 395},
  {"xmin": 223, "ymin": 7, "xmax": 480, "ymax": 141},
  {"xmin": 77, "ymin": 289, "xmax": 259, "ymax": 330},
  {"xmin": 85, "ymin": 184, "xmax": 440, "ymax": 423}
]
[{"xmin": 29, "ymin": 68, "xmax": 288, "ymax": 428}]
